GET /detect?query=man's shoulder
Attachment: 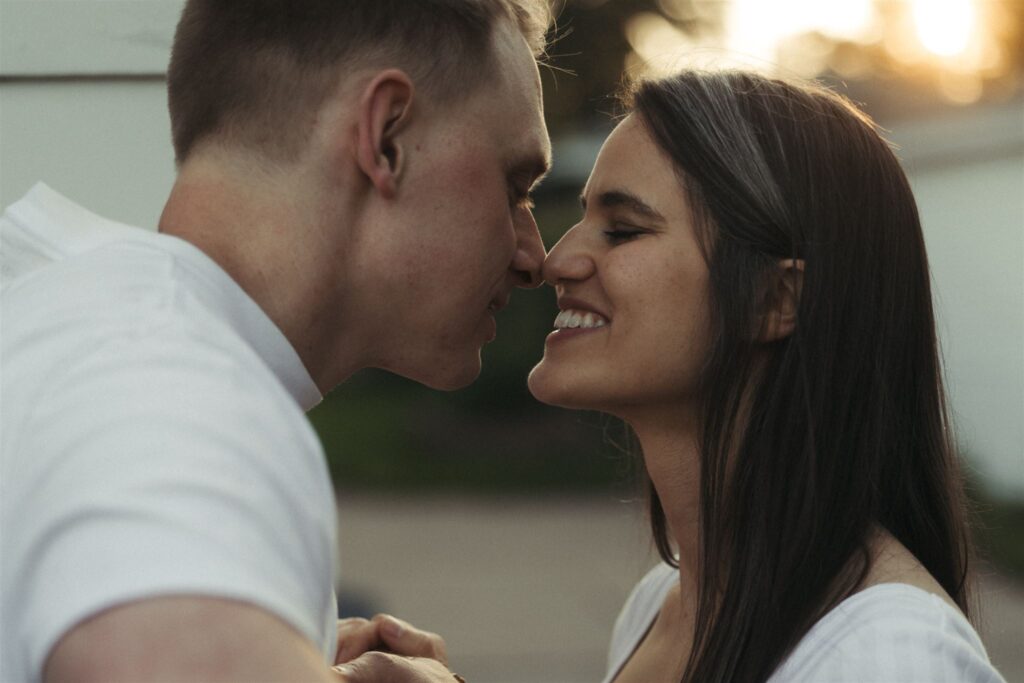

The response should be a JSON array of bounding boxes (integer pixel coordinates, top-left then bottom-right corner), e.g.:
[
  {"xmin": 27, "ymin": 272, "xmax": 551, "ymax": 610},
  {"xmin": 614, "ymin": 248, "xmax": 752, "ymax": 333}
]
[
  {"xmin": 3, "ymin": 235, "xmax": 180, "ymax": 339},
  {"xmin": 1, "ymin": 182, "xmax": 156, "ymax": 291},
  {"xmin": 2, "ymin": 243, "xmax": 312, "ymax": 475},
  {"xmin": 5, "ymin": 235, "xmax": 252, "ymax": 361}
]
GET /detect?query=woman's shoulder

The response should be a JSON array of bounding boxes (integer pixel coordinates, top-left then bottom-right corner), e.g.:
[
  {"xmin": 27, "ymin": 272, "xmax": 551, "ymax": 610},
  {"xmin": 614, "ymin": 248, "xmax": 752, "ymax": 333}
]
[
  {"xmin": 606, "ymin": 562, "xmax": 677, "ymax": 676},
  {"xmin": 615, "ymin": 562, "xmax": 678, "ymax": 634},
  {"xmin": 772, "ymin": 583, "xmax": 1006, "ymax": 683}
]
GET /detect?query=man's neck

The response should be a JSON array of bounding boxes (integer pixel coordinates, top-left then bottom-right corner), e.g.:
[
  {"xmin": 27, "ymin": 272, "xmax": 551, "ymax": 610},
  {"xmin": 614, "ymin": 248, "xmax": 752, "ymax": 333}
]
[{"xmin": 158, "ymin": 155, "xmax": 363, "ymax": 392}]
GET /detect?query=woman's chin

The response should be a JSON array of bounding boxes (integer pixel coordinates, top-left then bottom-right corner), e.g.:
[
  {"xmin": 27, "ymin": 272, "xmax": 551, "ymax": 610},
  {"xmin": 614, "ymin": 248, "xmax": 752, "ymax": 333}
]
[{"xmin": 527, "ymin": 364, "xmax": 595, "ymax": 410}]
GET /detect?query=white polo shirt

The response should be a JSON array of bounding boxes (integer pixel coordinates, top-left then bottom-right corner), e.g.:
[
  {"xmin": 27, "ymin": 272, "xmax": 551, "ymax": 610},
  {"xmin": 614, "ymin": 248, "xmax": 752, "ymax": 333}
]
[{"xmin": 1, "ymin": 184, "xmax": 339, "ymax": 682}]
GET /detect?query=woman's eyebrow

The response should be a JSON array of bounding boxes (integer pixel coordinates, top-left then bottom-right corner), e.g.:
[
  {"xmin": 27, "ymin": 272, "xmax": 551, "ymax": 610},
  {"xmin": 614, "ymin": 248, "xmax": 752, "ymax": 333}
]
[{"xmin": 579, "ymin": 190, "xmax": 666, "ymax": 222}]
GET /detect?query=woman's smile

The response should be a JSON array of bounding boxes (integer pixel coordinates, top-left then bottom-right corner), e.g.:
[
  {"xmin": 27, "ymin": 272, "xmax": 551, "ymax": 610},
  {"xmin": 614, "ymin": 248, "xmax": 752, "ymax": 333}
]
[
  {"xmin": 528, "ymin": 115, "xmax": 712, "ymax": 415},
  {"xmin": 553, "ymin": 308, "xmax": 609, "ymax": 330}
]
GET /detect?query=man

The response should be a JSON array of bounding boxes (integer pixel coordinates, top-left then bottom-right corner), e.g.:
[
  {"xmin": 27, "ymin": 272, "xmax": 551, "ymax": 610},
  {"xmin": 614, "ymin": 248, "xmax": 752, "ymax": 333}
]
[{"xmin": 0, "ymin": 1, "xmax": 552, "ymax": 681}]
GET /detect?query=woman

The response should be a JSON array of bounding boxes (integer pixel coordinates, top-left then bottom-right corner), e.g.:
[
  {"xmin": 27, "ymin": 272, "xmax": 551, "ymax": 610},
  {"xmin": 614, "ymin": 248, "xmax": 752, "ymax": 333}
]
[{"xmin": 527, "ymin": 70, "xmax": 1006, "ymax": 683}]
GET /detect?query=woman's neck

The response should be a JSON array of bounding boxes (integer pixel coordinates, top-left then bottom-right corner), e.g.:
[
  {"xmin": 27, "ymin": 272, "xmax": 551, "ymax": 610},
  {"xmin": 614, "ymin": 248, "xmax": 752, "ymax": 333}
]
[{"xmin": 628, "ymin": 408, "xmax": 702, "ymax": 598}]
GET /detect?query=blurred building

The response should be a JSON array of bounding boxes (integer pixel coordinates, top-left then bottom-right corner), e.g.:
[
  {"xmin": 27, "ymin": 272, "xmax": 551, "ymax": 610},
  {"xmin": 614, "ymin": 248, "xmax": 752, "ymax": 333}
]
[
  {"xmin": 0, "ymin": 1, "xmax": 179, "ymax": 228},
  {"xmin": 891, "ymin": 101, "xmax": 1023, "ymax": 501},
  {"xmin": 2, "ymin": 0, "xmax": 1022, "ymax": 500}
]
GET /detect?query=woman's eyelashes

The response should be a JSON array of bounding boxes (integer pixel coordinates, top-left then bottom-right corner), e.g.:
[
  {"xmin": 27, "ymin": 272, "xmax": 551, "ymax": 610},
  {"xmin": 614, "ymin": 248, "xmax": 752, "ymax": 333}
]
[{"xmin": 603, "ymin": 225, "xmax": 644, "ymax": 244}]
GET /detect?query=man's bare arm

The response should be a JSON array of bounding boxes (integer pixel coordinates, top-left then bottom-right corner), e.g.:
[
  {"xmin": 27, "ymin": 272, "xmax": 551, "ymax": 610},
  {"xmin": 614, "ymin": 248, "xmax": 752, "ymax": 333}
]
[
  {"xmin": 44, "ymin": 596, "xmax": 459, "ymax": 683},
  {"xmin": 44, "ymin": 596, "xmax": 334, "ymax": 682}
]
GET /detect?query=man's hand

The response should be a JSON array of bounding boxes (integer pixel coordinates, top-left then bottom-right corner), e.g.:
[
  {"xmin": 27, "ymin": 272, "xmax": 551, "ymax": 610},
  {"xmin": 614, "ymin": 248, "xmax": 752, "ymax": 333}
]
[
  {"xmin": 332, "ymin": 652, "xmax": 458, "ymax": 683},
  {"xmin": 335, "ymin": 613, "xmax": 448, "ymax": 664}
]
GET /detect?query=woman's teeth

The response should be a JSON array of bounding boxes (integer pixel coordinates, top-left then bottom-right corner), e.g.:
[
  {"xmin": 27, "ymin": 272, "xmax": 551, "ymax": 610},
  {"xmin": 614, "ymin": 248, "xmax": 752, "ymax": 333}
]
[{"xmin": 553, "ymin": 309, "xmax": 609, "ymax": 330}]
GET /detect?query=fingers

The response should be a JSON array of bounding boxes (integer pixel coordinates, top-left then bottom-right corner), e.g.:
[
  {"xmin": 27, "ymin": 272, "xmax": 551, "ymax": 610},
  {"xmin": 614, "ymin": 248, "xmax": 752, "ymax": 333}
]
[
  {"xmin": 332, "ymin": 651, "xmax": 454, "ymax": 683},
  {"xmin": 334, "ymin": 613, "xmax": 449, "ymax": 667},
  {"xmin": 334, "ymin": 617, "xmax": 382, "ymax": 664},
  {"xmin": 372, "ymin": 614, "xmax": 449, "ymax": 666}
]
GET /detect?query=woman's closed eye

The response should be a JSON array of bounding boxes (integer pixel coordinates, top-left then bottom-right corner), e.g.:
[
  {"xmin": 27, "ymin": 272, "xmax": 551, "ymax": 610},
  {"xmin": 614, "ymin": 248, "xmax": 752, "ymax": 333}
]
[{"xmin": 603, "ymin": 226, "xmax": 645, "ymax": 244}]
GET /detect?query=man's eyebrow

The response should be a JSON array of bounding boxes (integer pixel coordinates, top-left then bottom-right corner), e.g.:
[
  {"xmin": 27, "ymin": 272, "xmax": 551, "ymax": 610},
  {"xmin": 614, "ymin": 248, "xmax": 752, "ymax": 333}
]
[{"xmin": 579, "ymin": 190, "xmax": 666, "ymax": 221}]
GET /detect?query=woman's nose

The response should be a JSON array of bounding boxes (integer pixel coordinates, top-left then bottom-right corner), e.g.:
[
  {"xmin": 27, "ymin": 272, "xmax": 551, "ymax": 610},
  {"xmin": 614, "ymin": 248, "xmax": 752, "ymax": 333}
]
[{"xmin": 541, "ymin": 224, "xmax": 595, "ymax": 287}]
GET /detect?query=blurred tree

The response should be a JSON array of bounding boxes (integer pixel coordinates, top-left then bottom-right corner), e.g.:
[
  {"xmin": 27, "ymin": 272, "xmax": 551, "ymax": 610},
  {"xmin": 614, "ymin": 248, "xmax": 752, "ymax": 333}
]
[
  {"xmin": 542, "ymin": 0, "xmax": 1022, "ymax": 124},
  {"xmin": 540, "ymin": 0, "xmax": 658, "ymax": 134}
]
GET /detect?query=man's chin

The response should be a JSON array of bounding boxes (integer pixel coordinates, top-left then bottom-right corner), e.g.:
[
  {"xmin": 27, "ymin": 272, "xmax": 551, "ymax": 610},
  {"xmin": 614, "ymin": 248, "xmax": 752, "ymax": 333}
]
[
  {"xmin": 381, "ymin": 353, "xmax": 482, "ymax": 392},
  {"xmin": 422, "ymin": 371, "xmax": 480, "ymax": 392}
]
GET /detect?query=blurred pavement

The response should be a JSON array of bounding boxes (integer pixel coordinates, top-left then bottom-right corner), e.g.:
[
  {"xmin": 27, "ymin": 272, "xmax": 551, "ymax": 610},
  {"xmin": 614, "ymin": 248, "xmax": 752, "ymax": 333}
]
[{"xmin": 336, "ymin": 494, "xmax": 1024, "ymax": 683}]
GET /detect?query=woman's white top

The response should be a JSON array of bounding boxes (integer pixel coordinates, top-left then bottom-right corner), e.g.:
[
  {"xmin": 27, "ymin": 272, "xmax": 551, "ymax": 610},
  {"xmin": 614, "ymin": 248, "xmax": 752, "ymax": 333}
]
[{"xmin": 604, "ymin": 563, "xmax": 1007, "ymax": 683}]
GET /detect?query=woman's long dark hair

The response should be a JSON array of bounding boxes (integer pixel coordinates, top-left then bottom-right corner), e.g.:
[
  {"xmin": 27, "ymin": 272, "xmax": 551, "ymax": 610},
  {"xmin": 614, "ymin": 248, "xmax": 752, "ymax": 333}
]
[{"xmin": 627, "ymin": 72, "xmax": 974, "ymax": 683}]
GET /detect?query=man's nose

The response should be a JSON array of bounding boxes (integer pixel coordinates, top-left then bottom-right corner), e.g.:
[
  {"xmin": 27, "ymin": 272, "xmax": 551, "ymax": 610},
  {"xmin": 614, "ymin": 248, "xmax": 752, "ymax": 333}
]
[{"xmin": 511, "ymin": 211, "xmax": 546, "ymax": 289}]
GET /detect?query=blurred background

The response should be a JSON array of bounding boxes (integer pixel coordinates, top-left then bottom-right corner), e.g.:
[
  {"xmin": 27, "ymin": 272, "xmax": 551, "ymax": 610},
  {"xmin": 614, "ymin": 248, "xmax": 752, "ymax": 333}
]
[{"xmin": 2, "ymin": 1, "xmax": 1021, "ymax": 681}]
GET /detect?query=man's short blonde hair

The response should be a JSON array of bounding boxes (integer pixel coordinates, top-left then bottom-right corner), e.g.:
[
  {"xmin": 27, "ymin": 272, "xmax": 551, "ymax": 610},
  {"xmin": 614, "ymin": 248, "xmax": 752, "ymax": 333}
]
[{"xmin": 167, "ymin": 0, "xmax": 551, "ymax": 164}]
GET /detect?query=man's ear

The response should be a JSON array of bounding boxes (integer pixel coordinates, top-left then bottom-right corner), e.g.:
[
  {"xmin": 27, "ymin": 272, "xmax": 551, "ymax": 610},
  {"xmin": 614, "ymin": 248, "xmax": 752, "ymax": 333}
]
[
  {"xmin": 356, "ymin": 69, "xmax": 414, "ymax": 200},
  {"xmin": 757, "ymin": 258, "xmax": 805, "ymax": 343}
]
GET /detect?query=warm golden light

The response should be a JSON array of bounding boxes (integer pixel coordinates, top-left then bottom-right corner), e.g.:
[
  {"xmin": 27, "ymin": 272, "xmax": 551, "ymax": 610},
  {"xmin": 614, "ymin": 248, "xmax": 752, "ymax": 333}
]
[
  {"xmin": 625, "ymin": 11, "xmax": 694, "ymax": 76},
  {"xmin": 724, "ymin": 0, "xmax": 875, "ymax": 64},
  {"xmin": 624, "ymin": 0, "xmax": 1008, "ymax": 104},
  {"xmin": 625, "ymin": 10, "xmax": 761, "ymax": 76},
  {"xmin": 938, "ymin": 70, "xmax": 985, "ymax": 103},
  {"xmin": 911, "ymin": 0, "xmax": 977, "ymax": 58}
]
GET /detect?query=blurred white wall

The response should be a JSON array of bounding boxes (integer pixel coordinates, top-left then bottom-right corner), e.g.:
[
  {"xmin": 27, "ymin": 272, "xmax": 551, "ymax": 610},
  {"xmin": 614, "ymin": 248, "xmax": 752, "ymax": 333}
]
[
  {"xmin": 0, "ymin": 0, "xmax": 183, "ymax": 229},
  {"xmin": 891, "ymin": 105, "xmax": 1024, "ymax": 500}
]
